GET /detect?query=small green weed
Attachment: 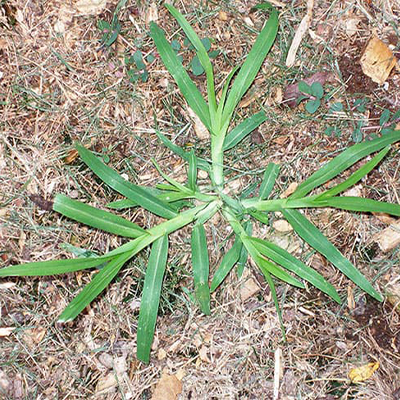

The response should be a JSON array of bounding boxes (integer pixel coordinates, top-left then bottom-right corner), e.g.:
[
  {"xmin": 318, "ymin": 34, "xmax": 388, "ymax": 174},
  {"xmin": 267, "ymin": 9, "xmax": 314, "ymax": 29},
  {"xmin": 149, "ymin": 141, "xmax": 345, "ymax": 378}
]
[
  {"xmin": 125, "ymin": 50, "xmax": 152, "ymax": 83},
  {"xmin": 1, "ymin": 4, "xmax": 400, "ymax": 365},
  {"xmin": 298, "ymin": 80, "xmax": 324, "ymax": 114},
  {"xmin": 172, "ymin": 36, "xmax": 219, "ymax": 76},
  {"xmin": 97, "ymin": 0, "xmax": 127, "ymax": 47}
]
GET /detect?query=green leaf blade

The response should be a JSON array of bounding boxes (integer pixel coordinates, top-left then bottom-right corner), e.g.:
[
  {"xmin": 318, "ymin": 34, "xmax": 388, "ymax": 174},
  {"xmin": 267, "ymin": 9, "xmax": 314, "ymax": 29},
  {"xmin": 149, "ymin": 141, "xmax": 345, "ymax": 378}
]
[
  {"xmin": 223, "ymin": 111, "xmax": 267, "ymax": 151},
  {"xmin": 76, "ymin": 144, "xmax": 177, "ymax": 219},
  {"xmin": 188, "ymin": 150, "xmax": 198, "ymax": 191},
  {"xmin": 150, "ymin": 22, "xmax": 211, "ymax": 131},
  {"xmin": 316, "ymin": 146, "xmax": 390, "ymax": 200},
  {"xmin": 222, "ymin": 8, "xmax": 278, "ymax": 126},
  {"xmin": 259, "ymin": 162, "xmax": 280, "ymax": 200},
  {"xmin": 165, "ymin": 4, "xmax": 217, "ymax": 116},
  {"xmin": 0, "ymin": 257, "xmax": 111, "ymax": 277},
  {"xmin": 155, "ymin": 130, "xmax": 211, "ymax": 172},
  {"xmin": 191, "ymin": 224, "xmax": 211, "ymax": 315},
  {"xmin": 323, "ymin": 196, "xmax": 400, "ymax": 216},
  {"xmin": 58, "ymin": 251, "xmax": 133, "ymax": 322},
  {"xmin": 250, "ymin": 237, "xmax": 340, "ymax": 302},
  {"xmin": 54, "ymin": 194, "xmax": 146, "ymax": 238},
  {"xmin": 210, "ymin": 237, "xmax": 242, "ymax": 292},
  {"xmin": 290, "ymin": 130, "xmax": 400, "ymax": 199},
  {"xmin": 282, "ymin": 209, "xmax": 383, "ymax": 301},
  {"xmin": 137, "ymin": 235, "xmax": 169, "ymax": 363}
]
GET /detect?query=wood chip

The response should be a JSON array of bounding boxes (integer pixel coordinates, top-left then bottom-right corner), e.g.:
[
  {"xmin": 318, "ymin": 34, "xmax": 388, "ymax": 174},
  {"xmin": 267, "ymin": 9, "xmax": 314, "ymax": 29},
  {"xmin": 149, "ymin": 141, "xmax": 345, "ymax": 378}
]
[
  {"xmin": 360, "ymin": 36, "xmax": 397, "ymax": 84},
  {"xmin": 218, "ymin": 10, "xmax": 228, "ymax": 21},
  {"xmin": 286, "ymin": 0, "xmax": 314, "ymax": 67},
  {"xmin": 280, "ymin": 182, "xmax": 298, "ymax": 198},
  {"xmin": 75, "ymin": 0, "xmax": 107, "ymax": 15},
  {"xmin": 0, "ymin": 327, "xmax": 15, "ymax": 337},
  {"xmin": 273, "ymin": 220, "xmax": 293, "ymax": 233},
  {"xmin": 240, "ymin": 278, "xmax": 260, "ymax": 301},
  {"xmin": 187, "ymin": 107, "xmax": 209, "ymax": 140},
  {"xmin": 374, "ymin": 222, "xmax": 400, "ymax": 252}
]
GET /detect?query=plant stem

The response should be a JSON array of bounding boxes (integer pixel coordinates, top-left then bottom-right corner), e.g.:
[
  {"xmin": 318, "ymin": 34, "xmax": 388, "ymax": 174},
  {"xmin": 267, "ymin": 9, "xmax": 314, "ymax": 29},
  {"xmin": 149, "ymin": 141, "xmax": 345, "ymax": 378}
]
[{"xmin": 211, "ymin": 127, "xmax": 228, "ymax": 189}]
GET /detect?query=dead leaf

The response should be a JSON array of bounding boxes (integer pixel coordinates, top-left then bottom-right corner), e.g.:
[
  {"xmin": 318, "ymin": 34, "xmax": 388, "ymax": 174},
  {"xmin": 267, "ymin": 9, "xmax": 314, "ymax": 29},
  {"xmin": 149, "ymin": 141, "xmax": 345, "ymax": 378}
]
[
  {"xmin": 343, "ymin": 184, "xmax": 362, "ymax": 197},
  {"xmin": 360, "ymin": 36, "xmax": 397, "ymax": 84},
  {"xmin": 145, "ymin": 2, "xmax": 158, "ymax": 26},
  {"xmin": 343, "ymin": 17, "xmax": 362, "ymax": 37},
  {"xmin": 218, "ymin": 10, "xmax": 228, "ymax": 21},
  {"xmin": 22, "ymin": 327, "xmax": 46, "ymax": 349},
  {"xmin": 198, "ymin": 345, "xmax": 210, "ymax": 362},
  {"xmin": 0, "ymin": 282, "xmax": 16, "ymax": 289},
  {"xmin": 157, "ymin": 348, "xmax": 167, "ymax": 360},
  {"xmin": 151, "ymin": 372, "xmax": 182, "ymax": 400},
  {"xmin": 374, "ymin": 222, "xmax": 400, "ymax": 252},
  {"xmin": 280, "ymin": 182, "xmax": 298, "ymax": 198},
  {"xmin": 385, "ymin": 282, "xmax": 400, "ymax": 310},
  {"xmin": 29, "ymin": 194, "xmax": 53, "ymax": 211},
  {"xmin": 348, "ymin": 361, "xmax": 379, "ymax": 383},
  {"xmin": 75, "ymin": 0, "xmax": 107, "ymax": 15},
  {"xmin": 373, "ymin": 212, "xmax": 397, "ymax": 225},
  {"xmin": 0, "ymin": 38, "xmax": 8, "ymax": 50},
  {"xmin": 239, "ymin": 89, "xmax": 258, "ymax": 108},
  {"xmin": 187, "ymin": 107, "xmax": 209, "ymax": 140},
  {"xmin": 240, "ymin": 278, "xmax": 260, "ymax": 301},
  {"xmin": 96, "ymin": 373, "xmax": 117, "ymax": 393},
  {"xmin": 273, "ymin": 220, "xmax": 293, "ymax": 233}
]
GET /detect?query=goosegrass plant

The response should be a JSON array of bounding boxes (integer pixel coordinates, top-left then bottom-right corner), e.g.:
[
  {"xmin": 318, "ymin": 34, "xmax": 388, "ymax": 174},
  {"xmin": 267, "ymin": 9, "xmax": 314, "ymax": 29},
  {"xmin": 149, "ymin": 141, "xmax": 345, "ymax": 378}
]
[{"xmin": 1, "ymin": 4, "xmax": 400, "ymax": 363}]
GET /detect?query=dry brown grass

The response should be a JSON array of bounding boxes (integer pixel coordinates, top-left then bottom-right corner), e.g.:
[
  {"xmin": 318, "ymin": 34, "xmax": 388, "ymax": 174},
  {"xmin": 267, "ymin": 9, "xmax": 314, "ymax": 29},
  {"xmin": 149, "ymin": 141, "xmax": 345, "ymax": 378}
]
[{"xmin": 1, "ymin": 0, "xmax": 400, "ymax": 399}]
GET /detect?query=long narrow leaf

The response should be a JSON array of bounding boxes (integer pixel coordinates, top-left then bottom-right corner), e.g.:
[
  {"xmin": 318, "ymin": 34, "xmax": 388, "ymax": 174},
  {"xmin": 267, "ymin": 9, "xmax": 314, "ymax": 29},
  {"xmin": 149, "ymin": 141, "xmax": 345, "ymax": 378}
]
[
  {"xmin": 188, "ymin": 150, "xmax": 198, "ymax": 191},
  {"xmin": 210, "ymin": 236, "xmax": 242, "ymax": 292},
  {"xmin": 0, "ymin": 257, "xmax": 112, "ymax": 277},
  {"xmin": 222, "ymin": 8, "xmax": 278, "ymax": 127},
  {"xmin": 250, "ymin": 237, "xmax": 340, "ymax": 302},
  {"xmin": 237, "ymin": 220, "xmax": 252, "ymax": 277},
  {"xmin": 155, "ymin": 130, "xmax": 211, "ymax": 172},
  {"xmin": 165, "ymin": 4, "xmax": 217, "ymax": 117},
  {"xmin": 54, "ymin": 194, "xmax": 146, "ymax": 238},
  {"xmin": 248, "ymin": 210, "xmax": 270, "ymax": 224},
  {"xmin": 259, "ymin": 162, "xmax": 280, "ymax": 200},
  {"xmin": 260, "ymin": 268, "xmax": 286, "ymax": 340},
  {"xmin": 255, "ymin": 254, "xmax": 305, "ymax": 288},
  {"xmin": 102, "ymin": 204, "xmax": 207, "ymax": 259},
  {"xmin": 322, "ymin": 196, "xmax": 400, "ymax": 216},
  {"xmin": 217, "ymin": 66, "xmax": 240, "ymax": 120},
  {"xmin": 282, "ymin": 209, "xmax": 382, "ymax": 301},
  {"xmin": 76, "ymin": 144, "xmax": 177, "ymax": 219},
  {"xmin": 152, "ymin": 159, "xmax": 191, "ymax": 194},
  {"xmin": 137, "ymin": 235, "xmax": 169, "ymax": 363},
  {"xmin": 290, "ymin": 130, "xmax": 400, "ymax": 199},
  {"xmin": 191, "ymin": 224, "xmax": 211, "ymax": 314},
  {"xmin": 316, "ymin": 146, "xmax": 390, "ymax": 200},
  {"xmin": 150, "ymin": 22, "xmax": 211, "ymax": 130},
  {"xmin": 223, "ymin": 111, "xmax": 267, "ymax": 151},
  {"xmin": 58, "ymin": 251, "xmax": 133, "ymax": 322}
]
